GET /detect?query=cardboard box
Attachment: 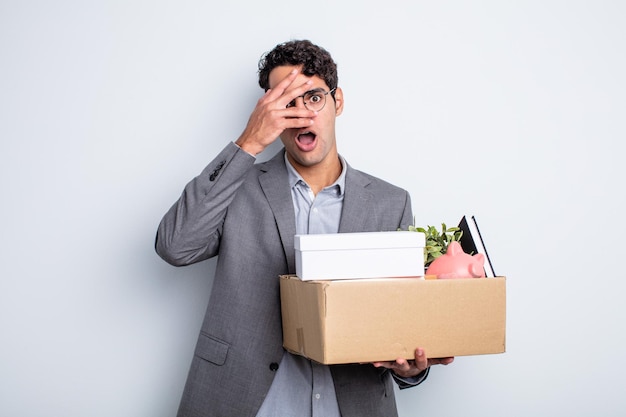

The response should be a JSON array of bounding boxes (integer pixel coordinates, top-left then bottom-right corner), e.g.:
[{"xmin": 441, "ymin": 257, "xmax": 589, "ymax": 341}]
[
  {"xmin": 280, "ymin": 275, "xmax": 506, "ymax": 364},
  {"xmin": 295, "ymin": 231, "xmax": 425, "ymax": 280}
]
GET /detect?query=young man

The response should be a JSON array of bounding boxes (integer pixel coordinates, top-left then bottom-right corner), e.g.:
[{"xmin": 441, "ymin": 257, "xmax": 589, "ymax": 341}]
[{"xmin": 156, "ymin": 40, "xmax": 453, "ymax": 417}]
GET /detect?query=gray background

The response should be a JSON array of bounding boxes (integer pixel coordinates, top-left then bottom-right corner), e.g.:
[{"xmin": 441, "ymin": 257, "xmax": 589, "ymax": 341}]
[{"xmin": 1, "ymin": 1, "xmax": 624, "ymax": 416}]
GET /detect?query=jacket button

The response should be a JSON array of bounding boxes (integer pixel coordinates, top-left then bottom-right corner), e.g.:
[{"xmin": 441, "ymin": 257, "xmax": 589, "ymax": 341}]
[
  {"xmin": 209, "ymin": 161, "xmax": 226, "ymax": 182},
  {"xmin": 269, "ymin": 362, "xmax": 279, "ymax": 371}
]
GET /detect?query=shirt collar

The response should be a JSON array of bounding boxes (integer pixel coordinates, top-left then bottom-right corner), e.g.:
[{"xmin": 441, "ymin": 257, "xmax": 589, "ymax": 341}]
[{"xmin": 284, "ymin": 152, "xmax": 347, "ymax": 196}]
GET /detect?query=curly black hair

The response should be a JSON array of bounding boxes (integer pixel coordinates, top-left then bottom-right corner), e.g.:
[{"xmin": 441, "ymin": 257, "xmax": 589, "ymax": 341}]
[{"xmin": 258, "ymin": 40, "xmax": 338, "ymax": 92}]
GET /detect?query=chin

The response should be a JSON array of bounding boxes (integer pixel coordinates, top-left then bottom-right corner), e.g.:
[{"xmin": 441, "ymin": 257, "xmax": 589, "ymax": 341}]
[{"xmin": 290, "ymin": 153, "xmax": 321, "ymax": 168}]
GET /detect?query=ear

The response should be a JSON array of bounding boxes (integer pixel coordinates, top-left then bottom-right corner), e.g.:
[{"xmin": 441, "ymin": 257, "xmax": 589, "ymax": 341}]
[
  {"xmin": 333, "ymin": 87, "xmax": 344, "ymax": 116},
  {"xmin": 470, "ymin": 254, "xmax": 486, "ymax": 278},
  {"xmin": 447, "ymin": 241, "xmax": 462, "ymax": 255}
]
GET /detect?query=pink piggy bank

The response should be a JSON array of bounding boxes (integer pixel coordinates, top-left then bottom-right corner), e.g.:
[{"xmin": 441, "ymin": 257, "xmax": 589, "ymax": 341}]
[{"xmin": 425, "ymin": 241, "xmax": 485, "ymax": 279}]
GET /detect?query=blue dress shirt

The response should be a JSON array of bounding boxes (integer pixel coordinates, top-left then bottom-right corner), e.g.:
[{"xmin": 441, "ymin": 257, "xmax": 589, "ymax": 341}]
[{"xmin": 255, "ymin": 154, "xmax": 346, "ymax": 417}]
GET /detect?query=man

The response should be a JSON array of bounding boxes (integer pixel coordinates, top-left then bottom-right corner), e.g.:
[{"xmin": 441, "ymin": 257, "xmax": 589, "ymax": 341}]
[{"xmin": 156, "ymin": 40, "xmax": 453, "ymax": 417}]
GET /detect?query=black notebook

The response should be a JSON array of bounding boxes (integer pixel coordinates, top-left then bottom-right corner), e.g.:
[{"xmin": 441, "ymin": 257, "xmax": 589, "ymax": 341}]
[{"xmin": 458, "ymin": 215, "xmax": 496, "ymax": 277}]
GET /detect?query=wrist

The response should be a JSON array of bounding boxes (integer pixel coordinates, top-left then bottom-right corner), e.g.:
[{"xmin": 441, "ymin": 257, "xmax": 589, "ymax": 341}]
[{"xmin": 234, "ymin": 136, "xmax": 264, "ymax": 156}]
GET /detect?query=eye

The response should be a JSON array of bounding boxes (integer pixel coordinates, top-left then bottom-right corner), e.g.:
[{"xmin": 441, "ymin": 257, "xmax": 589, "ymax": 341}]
[
  {"xmin": 286, "ymin": 99, "xmax": 296, "ymax": 108},
  {"xmin": 308, "ymin": 93, "xmax": 323, "ymax": 104}
]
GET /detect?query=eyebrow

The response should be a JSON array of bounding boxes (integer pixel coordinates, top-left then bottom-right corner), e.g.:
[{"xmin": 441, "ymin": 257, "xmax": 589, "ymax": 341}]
[{"xmin": 304, "ymin": 87, "xmax": 327, "ymax": 95}]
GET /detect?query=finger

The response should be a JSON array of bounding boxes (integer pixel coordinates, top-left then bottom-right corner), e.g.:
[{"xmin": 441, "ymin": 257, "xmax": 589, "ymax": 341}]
[
  {"xmin": 414, "ymin": 348, "xmax": 428, "ymax": 370},
  {"xmin": 393, "ymin": 358, "xmax": 413, "ymax": 373},
  {"xmin": 280, "ymin": 116, "xmax": 316, "ymax": 131},
  {"xmin": 264, "ymin": 69, "xmax": 300, "ymax": 99},
  {"xmin": 280, "ymin": 107, "xmax": 318, "ymax": 122},
  {"xmin": 270, "ymin": 107, "xmax": 318, "ymax": 131},
  {"xmin": 278, "ymin": 80, "xmax": 318, "ymax": 110},
  {"xmin": 371, "ymin": 360, "xmax": 394, "ymax": 369},
  {"xmin": 264, "ymin": 71, "xmax": 313, "ymax": 105},
  {"xmin": 429, "ymin": 357, "xmax": 455, "ymax": 366}
]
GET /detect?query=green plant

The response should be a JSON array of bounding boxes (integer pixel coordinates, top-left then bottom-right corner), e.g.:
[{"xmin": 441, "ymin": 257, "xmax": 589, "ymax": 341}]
[{"xmin": 406, "ymin": 222, "xmax": 463, "ymax": 266}]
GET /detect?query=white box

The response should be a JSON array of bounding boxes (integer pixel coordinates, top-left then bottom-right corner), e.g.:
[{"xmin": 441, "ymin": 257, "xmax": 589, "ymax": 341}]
[{"xmin": 294, "ymin": 231, "xmax": 425, "ymax": 280}]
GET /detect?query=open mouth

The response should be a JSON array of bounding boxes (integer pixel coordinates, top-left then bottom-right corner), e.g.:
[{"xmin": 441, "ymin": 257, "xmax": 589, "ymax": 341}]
[{"xmin": 296, "ymin": 131, "xmax": 317, "ymax": 151}]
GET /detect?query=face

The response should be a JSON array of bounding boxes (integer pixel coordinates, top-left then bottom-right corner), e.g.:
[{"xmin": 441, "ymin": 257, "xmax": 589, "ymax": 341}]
[{"xmin": 268, "ymin": 65, "xmax": 344, "ymax": 172}]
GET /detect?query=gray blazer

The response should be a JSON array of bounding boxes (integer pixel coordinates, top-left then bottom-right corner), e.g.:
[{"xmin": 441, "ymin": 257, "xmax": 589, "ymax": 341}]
[{"xmin": 156, "ymin": 142, "xmax": 416, "ymax": 417}]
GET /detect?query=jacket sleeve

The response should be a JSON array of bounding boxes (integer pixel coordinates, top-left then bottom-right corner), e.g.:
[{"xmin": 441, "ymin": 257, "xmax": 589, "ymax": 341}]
[
  {"xmin": 155, "ymin": 142, "xmax": 256, "ymax": 266},
  {"xmin": 392, "ymin": 367, "xmax": 429, "ymax": 390}
]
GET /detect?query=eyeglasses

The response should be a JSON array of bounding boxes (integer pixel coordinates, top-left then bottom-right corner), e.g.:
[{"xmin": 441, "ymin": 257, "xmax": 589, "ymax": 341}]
[{"xmin": 286, "ymin": 87, "xmax": 336, "ymax": 112}]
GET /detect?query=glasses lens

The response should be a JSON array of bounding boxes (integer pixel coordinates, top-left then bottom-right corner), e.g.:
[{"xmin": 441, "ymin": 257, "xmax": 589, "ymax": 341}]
[{"xmin": 304, "ymin": 91, "xmax": 326, "ymax": 111}]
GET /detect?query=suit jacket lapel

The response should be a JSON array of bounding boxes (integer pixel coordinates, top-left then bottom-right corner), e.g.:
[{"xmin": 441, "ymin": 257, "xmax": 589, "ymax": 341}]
[
  {"xmin": 259, "ymin": 155, "xmax": 375, "ymax": 271},
  {"xmin": 258, "ymin": 150, "xmax": 298, "ymax": 273},
  {"xmin": 339, "ymin": 164, "xmax": 374, "ymax": 233}
]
